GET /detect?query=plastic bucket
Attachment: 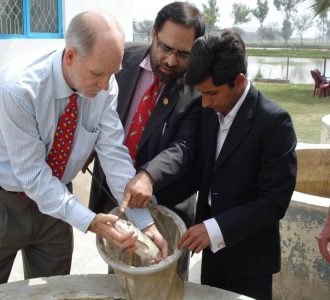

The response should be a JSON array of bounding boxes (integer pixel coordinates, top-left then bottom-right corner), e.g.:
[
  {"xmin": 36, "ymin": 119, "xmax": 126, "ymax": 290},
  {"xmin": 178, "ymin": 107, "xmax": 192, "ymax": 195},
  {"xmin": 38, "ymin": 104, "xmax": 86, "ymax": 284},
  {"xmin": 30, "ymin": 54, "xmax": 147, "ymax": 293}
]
[{"xmin": 96, "ymin": 204, "xmax": 187, "ymax": 300}]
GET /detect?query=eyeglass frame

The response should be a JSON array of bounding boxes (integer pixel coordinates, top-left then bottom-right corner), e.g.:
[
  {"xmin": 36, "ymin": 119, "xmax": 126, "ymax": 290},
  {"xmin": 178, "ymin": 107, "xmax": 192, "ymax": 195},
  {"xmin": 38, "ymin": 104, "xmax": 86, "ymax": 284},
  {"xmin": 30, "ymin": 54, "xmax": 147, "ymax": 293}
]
[{"xmin": 155, "ymin": 34, "xmax": 190, "ymax": 60}]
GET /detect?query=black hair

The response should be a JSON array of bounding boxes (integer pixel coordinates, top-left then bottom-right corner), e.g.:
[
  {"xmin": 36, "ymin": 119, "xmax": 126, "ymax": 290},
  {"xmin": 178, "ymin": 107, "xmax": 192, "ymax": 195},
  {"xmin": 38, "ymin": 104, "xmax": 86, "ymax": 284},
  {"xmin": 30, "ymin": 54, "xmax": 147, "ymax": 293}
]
[
  {"xmin": 185, "ymin": 29, "xmax": 247, "ymax": 87},
  {"xmin": 154, "ymin": 1, "xmax": 205, "ymax": 39}
]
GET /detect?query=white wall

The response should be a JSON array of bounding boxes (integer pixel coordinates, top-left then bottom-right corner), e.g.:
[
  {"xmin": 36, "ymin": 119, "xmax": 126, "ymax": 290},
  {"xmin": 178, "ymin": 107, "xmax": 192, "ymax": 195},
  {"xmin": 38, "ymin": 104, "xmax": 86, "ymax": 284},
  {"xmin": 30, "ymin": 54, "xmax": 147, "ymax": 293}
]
[{"xmin": 0, "ymin": 0, "xmax": 133, "ymax": 69}]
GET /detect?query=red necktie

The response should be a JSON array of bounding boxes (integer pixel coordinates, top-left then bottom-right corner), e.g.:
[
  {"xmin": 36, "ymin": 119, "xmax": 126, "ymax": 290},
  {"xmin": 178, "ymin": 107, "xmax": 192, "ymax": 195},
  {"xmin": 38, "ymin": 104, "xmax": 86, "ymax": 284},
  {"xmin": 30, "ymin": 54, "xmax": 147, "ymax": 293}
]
[
  {"xmin": 125, "ymin": 77, "xmax": 159, "ymax": 165},
  {"xmin": 46, "ymin": 94, "xmax": 78, "ymax": 179}
]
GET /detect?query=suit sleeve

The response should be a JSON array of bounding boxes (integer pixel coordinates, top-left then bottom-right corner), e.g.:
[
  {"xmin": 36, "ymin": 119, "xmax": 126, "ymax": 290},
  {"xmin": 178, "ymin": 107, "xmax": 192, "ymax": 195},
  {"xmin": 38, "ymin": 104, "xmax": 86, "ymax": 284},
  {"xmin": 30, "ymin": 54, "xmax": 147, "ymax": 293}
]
[{"xmin": 140, "ymin": 92, "xmax": 201, "ymax": 193}]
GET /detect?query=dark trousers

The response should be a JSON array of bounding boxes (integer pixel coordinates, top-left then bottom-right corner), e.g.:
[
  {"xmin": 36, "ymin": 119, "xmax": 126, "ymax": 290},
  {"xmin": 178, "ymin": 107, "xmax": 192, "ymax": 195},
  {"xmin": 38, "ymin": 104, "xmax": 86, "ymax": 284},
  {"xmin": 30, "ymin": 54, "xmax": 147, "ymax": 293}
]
[
  {"xmin": 0, "ymin": 188, "xmax": 73, "ymax": 283},
  {"xmin": 201, "ymin": 250, "xmax": 272, "ymax": 300}
]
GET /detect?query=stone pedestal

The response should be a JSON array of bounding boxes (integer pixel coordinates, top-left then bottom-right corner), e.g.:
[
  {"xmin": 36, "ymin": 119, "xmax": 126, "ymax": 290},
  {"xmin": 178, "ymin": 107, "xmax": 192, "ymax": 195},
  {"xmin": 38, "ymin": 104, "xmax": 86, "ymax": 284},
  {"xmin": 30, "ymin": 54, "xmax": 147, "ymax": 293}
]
[
  {"xmin": 273, "ymin": 143, "xmax": 330, "ymax": 300},
  {"xmin": 320, "ymin": 114, "xmax": 330, "ymax": 144},
  {"xmin": 0, "ymin": 274, "xmax": 253, "ymax": 300}
]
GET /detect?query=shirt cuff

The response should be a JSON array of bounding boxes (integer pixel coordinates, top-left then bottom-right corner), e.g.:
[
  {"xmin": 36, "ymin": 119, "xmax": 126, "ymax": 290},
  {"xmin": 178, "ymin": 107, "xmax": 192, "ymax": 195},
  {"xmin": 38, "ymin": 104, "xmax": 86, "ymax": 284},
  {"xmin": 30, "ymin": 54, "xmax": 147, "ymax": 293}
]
[
  {"xmin": 66, "ymin": 198, "xmax": 96, "ymax": 233},
  {"xmin": 151, "ymin": 195, "xmax": 158, "ymax": 204},
  {"xmin": 203, "ymin": 218, "xmax": 226, "ymax": 253},
  {"xmin": 125, "ymin": 207, "xmax": 154, "ymax": 230}
]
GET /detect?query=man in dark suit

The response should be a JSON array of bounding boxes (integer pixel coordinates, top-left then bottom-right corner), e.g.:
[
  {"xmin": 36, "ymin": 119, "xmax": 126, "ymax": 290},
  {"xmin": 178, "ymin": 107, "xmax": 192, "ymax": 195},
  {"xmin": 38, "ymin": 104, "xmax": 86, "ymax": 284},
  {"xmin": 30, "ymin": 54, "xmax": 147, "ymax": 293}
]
[
  {"xmin": 177, "ymin": 30, "xmax": 297, "ymax": 299},
  {"xmin": 87, "ymin": 2, "xmax": 205, "ymax": 277},
  {"xmin": 89, "ymin": 1, "xmax": 204, "ymax": 225}
]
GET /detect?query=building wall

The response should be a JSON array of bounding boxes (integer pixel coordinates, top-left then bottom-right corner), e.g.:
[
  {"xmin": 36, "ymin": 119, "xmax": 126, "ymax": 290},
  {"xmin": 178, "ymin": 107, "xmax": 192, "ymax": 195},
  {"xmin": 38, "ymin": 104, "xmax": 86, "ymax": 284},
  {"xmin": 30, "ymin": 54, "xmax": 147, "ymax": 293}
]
[{"xmin": 0, "ymin": 0, "xmax": 133, "ymax": 69}]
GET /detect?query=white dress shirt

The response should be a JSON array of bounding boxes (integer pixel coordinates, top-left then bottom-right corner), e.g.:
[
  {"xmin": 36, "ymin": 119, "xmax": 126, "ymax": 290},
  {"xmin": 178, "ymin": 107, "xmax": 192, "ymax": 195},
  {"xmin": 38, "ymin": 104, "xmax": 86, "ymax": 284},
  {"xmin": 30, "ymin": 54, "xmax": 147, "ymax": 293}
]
[
  {"xmin": 203, "ymin": 80, "xmax": 251, "ymax": 253},
  {"xmin": 123, "ymin": 52, "xmax": 165, "ymax": 138},
  {"xmin": 0, "ymin": 48, "xmax": 154, "ymax": 232}
]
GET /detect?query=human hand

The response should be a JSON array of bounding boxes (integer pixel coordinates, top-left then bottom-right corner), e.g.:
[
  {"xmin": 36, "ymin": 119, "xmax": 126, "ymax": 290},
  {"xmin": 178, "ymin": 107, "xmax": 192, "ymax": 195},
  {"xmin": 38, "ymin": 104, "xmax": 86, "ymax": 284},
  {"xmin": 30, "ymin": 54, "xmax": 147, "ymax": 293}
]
[
  {"xmin": 177, "ymin": 223, "xmax": 210, "ymax": 254},
  {"xmin": 316, "ymin": 215, "xmax": 330, "ymax": 263},
  {"xmin": 142, "ymin": 223, "xmax": 169, "ymax": 262},
  {"xmin": 88, "ymin": 213, "xmax": 138, "ymax": 252},
  {"xmin": 122, "ymin": 170, "xmax": 153, "ymax": 209},
  {"xmin": 82, "ymin": 150, "xmax": 96, "ymax": 173}
]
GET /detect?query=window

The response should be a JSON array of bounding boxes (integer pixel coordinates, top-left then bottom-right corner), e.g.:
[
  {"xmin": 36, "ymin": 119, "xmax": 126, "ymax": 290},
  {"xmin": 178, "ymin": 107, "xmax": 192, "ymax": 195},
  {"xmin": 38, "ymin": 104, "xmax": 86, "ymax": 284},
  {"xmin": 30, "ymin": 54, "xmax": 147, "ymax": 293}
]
[{"xmin": 0, "ymin": 0, "xmax": 63, "ymax": 38}]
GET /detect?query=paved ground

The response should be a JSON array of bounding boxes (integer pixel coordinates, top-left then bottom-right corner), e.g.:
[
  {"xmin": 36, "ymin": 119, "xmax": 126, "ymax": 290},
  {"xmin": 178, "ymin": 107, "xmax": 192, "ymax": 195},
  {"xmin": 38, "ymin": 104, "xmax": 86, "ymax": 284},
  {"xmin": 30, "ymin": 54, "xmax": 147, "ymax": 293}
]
[{"xmin": 8, "ymin": 170, "xmax": 202, "ymax": 283}]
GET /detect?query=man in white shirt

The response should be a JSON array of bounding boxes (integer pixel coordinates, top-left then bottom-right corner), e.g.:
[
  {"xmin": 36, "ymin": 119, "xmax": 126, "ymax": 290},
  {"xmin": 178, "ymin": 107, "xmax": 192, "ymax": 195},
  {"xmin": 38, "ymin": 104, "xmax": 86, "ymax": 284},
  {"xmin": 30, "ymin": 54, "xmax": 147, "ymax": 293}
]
[{"xmin": 0, "ymin": 11, "xmax": 167, "ymax": 283}]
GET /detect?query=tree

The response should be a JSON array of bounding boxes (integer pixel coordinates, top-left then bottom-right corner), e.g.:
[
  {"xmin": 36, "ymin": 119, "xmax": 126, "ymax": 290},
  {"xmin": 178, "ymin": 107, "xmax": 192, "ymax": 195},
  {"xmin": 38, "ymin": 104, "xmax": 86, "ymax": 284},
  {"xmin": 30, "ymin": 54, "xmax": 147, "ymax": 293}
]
[
  {"xmin": 325, "ymin": 17, "xmax": 330, "ymax": 39},
  {"xmin": 258, "ymin": 25, "xmax": 279, "ymax": 42},
  {"xmin": 281, "ymin": 18, "xmax": 294, "ymax": 43},
  {"xmin": 300, "ymin": 0, "xmax": 330, "ymax": 17},
  {"xmin": 317, "ymin": 9, "xmax": 328, "ymax": 41},
  {"xmin": 232, "ymin": 3, "xmax": 251, "ymax": 26},
  {"xmin": 274, "ymin": 0, "xmax": 299, "ymax": 18},
  {"xmin": 133, "ymin": 20, "xmax": 154, "ymax": 42},
  {"xmin": 273, "ymin": 0, "xmax": 300, "ymax": 42},
  {"xmin": 293, "ymin": 14, "xmax": 312, "ymax": 44},
  {"xmin": 202, "ymin": 0, "xmax": 220, "ymax": 32},
  {"xmin": 252, "ymin": 0, "xmax": 269, "ymax": 28}
]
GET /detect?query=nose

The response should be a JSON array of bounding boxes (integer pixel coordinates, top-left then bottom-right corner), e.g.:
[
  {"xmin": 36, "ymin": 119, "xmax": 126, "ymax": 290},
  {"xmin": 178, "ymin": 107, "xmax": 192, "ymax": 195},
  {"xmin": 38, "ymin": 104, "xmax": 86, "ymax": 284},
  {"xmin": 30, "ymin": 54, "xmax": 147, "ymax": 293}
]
[
  {"xmin": 98, "ymin": 77, "xmax": 109, "ymax": 91},
  {"xmin": 164, "ymin": 52, "xmax": 178, "ymax": 67},
  {"xmin": 202, "ymin": 95, "xmax": 211, "ymax": 108}
]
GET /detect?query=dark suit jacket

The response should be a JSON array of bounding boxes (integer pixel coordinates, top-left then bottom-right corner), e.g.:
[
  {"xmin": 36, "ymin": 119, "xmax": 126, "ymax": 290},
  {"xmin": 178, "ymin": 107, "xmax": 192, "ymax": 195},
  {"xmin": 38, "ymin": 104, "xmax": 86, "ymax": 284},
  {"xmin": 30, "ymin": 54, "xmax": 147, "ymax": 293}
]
[
  {"xmin": 89, "ymin": 44, "xmax": 201, "ymax": 226},
  {"xmin": 197, "ymin": 84, "xmax": 297, "ymax": 278}
]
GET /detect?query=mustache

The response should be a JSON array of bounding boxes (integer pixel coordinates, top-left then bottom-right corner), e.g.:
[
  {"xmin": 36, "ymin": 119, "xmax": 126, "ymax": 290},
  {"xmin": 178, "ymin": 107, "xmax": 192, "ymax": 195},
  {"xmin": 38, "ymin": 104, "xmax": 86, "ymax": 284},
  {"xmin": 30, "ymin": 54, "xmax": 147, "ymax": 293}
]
[{"xmin": 158, "ymin": 63, "xmax": 180, "ymax": 75}]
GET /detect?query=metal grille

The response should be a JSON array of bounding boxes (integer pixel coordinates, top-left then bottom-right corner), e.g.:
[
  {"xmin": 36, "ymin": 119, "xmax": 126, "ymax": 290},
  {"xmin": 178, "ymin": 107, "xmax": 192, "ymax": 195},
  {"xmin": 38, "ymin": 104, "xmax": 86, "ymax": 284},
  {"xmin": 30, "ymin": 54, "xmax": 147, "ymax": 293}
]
[
  {"xmin": 29, "ymin": 0, "xmax": 58, "ymax": 33},
  {"xmin": 0, "ymin": 0, "xmax": 23, "ymax": 34}
]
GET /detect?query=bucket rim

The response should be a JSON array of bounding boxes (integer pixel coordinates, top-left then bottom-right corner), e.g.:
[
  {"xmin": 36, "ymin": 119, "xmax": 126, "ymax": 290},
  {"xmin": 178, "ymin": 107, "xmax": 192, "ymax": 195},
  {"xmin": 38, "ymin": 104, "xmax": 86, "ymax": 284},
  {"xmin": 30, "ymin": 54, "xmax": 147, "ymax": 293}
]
[{"xmin": 96, "ymin": 204, "xmax": 187, "ymax": 275}]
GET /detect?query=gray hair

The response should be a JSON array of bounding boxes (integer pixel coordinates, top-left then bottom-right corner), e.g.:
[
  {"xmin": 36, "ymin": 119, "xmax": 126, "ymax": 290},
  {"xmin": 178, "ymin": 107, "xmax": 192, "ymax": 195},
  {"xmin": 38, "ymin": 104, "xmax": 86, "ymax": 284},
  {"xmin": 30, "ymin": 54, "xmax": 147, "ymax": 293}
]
[{"xmin": 65, "ymin": 11, "xmax": 124, "ymax": 57}]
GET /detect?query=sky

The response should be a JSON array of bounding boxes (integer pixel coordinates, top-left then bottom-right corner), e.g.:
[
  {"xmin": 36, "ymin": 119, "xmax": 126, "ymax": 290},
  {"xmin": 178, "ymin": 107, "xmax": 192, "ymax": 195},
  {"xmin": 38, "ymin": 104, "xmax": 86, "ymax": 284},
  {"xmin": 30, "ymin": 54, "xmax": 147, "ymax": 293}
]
[{"xmin": 132, "ymin": 0, "xmax": 318, "ymax": 38}]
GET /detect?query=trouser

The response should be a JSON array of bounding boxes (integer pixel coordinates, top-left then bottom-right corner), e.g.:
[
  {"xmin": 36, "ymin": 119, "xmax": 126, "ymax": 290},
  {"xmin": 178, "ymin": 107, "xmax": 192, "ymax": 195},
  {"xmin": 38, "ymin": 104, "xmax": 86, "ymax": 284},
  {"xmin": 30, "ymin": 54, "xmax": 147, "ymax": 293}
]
[
  {"xmin": 0, "ymin": 187, "xmax": 73, "ymax": 283},
  {"xmin": 201, "ymin": 249, "xmax": 273, "ymax": 300}
]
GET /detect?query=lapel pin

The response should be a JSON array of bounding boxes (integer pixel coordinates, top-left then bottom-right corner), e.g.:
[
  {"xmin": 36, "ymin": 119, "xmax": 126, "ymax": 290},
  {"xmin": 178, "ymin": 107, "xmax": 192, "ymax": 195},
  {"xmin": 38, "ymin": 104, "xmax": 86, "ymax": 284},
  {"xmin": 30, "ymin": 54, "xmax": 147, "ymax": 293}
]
[{"xmin": 163, "ymin": 97, "xmax": 169, "ymax": 106}]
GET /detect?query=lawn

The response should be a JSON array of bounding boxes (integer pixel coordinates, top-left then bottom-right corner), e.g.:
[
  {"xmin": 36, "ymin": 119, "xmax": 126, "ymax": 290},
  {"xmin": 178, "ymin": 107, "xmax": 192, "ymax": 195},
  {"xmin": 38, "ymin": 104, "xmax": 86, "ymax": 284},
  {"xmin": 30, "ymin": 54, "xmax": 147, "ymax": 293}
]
[
  {"xmin": 254, "ymin": 82, "xmax": 330, "ymax": 144},
  {"xmin": 247, "ymin": 48, "xmax": 330, "ymax": 59}
]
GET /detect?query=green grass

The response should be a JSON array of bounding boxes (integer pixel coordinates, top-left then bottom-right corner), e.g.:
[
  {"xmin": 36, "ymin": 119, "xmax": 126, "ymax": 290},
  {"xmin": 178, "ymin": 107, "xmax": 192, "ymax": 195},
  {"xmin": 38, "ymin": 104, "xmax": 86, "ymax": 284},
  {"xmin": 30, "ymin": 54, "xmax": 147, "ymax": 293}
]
[
  {"xmin": 254, "ymin": 82, "xmax": 330, "ymax": 143},
  {"xmin": 247, "ymin": 48, "xmax": 330, "ymax": 59}
]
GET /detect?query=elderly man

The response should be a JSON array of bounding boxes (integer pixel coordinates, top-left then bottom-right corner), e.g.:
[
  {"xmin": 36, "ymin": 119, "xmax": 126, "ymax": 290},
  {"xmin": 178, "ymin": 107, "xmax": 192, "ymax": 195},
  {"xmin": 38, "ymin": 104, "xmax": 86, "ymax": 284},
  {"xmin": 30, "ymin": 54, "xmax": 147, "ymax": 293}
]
[{"xmin": 0, "ymin": 11, "xmax": 166, "ymax": 284}]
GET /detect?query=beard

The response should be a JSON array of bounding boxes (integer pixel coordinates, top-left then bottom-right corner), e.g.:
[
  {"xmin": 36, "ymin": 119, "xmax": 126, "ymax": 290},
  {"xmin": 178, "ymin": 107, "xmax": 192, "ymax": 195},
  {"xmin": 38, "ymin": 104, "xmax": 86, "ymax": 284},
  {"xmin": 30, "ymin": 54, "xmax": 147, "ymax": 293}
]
[
  {"xmin": 76, "ymin": 87, "xmax": 101, "ymax": 98},
  {"xmin": 150, "ymin": 49, "xmax": 185, "ymax": 83}
]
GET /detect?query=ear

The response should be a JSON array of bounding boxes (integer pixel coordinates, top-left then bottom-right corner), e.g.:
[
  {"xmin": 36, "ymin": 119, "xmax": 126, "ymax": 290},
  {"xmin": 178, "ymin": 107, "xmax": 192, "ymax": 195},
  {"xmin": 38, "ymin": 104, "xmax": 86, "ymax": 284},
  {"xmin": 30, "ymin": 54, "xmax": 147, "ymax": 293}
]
[
  {"xmin": 151, "ymin": 28, "xmax": 157, "ymax": 42},
  {"xmin": 235, "ymin": 73, "xmax": 246, "ymax": 87},
  {"xmin": 63, "ymin": 47, "xmax": 77, "ymax": 67}
]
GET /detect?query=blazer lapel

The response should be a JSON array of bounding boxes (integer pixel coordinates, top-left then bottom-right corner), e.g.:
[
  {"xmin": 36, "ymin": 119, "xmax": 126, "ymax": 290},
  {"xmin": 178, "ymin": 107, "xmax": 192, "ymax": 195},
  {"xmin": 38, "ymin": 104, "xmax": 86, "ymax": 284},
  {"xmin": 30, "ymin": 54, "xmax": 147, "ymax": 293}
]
[
  {"xmin": 138, "ymin": 81, "xmax": 182, "ymax": 150},
  {"xmin": 116, "ymin": 66, "xmax": 141, "ymax": 121},
  {"xmin": 195, "ymin": 108, "xmax": 218, "ymax": 224},
  {"xmin": 116, "ymin": 44, "xmax": 150, "ymax": 122},
  {"xmin": 214, "ymin": 85, "xmax": 258, "ymax": 168}
]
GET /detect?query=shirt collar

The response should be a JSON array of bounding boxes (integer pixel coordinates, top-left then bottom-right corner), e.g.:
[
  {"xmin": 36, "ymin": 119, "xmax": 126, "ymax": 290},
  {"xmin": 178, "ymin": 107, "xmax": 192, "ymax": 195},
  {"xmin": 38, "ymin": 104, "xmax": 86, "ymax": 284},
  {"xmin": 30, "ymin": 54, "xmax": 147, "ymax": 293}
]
[
  {"xmin": 52, "ymin": 48, "xmax": 75, "ymax": 100},
  {"xmin": 140, "ymin": 52, "xmax": 152, "ymax": 72},
  {"xmin": 139, "ymin": 52, "xmax": 167, "ymax": 90}
]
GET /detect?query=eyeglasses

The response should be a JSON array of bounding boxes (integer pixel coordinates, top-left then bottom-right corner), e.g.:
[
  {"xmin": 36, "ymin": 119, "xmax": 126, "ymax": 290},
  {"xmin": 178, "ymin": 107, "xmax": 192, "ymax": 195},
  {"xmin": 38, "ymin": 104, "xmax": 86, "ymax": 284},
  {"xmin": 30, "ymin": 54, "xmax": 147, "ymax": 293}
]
[{"xmin": 156, "ymin": 35, "xmax": 190, "ymax": 60}]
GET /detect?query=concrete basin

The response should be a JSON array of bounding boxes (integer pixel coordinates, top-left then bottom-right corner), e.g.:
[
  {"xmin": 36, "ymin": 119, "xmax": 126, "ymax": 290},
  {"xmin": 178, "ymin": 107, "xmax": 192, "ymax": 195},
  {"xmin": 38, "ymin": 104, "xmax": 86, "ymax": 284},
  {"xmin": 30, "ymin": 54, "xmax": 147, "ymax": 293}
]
[
  {"xmin": 273, "ymin": 143, "xmax": 330, "ymax": 300},
  {"xmin": 0, "ymin": 274, "xmax": 253, "ymax": 299}
]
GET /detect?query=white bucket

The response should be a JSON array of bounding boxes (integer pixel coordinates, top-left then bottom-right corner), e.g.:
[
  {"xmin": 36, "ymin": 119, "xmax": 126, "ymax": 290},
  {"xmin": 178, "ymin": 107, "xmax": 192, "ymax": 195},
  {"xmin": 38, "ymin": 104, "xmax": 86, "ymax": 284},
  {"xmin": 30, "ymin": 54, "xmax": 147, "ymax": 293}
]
[{"xmin": 96, "ymin": 204, "xmax": 187, "ymax": 300}]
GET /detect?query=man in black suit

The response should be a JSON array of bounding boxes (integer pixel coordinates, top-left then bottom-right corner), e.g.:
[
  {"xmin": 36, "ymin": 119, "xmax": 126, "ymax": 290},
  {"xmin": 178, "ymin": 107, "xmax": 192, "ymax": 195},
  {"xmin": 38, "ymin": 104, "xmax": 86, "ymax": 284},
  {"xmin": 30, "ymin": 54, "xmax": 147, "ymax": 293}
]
[
  {"xmin": 87, "ymin": 2, "xmax": 205, "ymax": 277},
  {"xmin": 177, "ymin": 30, "xmax": 297, "ymax": 299}
]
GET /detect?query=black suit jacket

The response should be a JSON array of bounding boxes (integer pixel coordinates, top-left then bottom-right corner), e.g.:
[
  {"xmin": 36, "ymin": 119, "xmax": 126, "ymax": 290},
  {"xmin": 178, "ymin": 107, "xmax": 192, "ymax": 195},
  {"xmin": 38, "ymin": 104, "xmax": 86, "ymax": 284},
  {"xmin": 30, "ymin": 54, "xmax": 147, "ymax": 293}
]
[
  {"xmin": 89, "ymin": 44, "xmax": 201, "ymax": 226},
  {"xmin": 197, "ymin": 84, "xmax": 297, "ymax": 278}
]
